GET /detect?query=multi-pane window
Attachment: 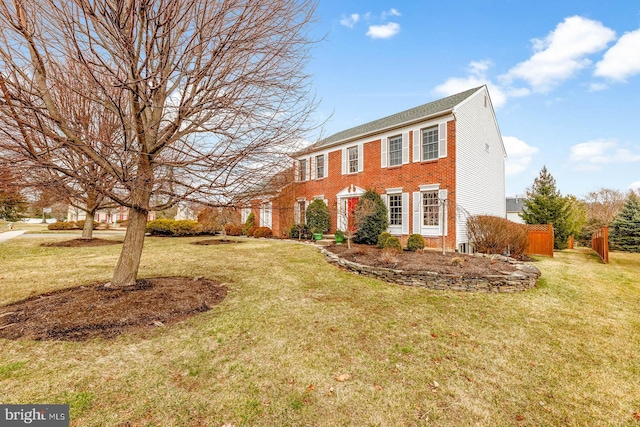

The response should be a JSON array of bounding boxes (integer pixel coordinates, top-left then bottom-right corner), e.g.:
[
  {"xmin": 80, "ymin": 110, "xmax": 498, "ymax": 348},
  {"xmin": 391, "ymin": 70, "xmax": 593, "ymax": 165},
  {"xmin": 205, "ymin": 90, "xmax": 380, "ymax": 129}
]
[
  {"xmin": 388, "ymin": 135, "xmax": 403, "ymax": 166},
  {"xmin": 298, "ymin": 159, "xmax": 307, "ymax": 181},
  {"xmin": 388, "ymin": 194, "xmax": 402, "ymax": 226},
  {"xmin": 298, "ymin": 201, "xmax": 306, "ymax": 224},
  {"xmin": 315, "ymin": 154, "xmax": 325, "ymax": 179},
  {"xmin": 422, "ymin": 126, "xmax": 438, "ymax": 161},
  {"xmin": 422, "ymin": 191, "xmax": 439, "ymax": 226},
  {"xmin": 348, "ymin": 146, "xmax": 358, "ymax": 173}
]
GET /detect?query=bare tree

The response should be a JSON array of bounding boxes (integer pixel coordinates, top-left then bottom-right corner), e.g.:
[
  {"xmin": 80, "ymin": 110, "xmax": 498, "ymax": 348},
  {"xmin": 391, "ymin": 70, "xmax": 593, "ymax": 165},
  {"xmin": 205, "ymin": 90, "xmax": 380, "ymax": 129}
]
[
  {"xmin": 583, "ymin": 188, "xmax": 626, "ymax": 226},
  {"xmin": 0, "ymin": 0, "xmax": 318, "ymax": 287}
]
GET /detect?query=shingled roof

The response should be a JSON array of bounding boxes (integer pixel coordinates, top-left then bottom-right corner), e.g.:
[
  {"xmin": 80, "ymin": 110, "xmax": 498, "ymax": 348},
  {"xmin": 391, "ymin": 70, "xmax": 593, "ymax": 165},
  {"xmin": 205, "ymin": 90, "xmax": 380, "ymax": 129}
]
[{"xmin": 307, "ymin": 86, "xmax": 482, "ymax": 152}]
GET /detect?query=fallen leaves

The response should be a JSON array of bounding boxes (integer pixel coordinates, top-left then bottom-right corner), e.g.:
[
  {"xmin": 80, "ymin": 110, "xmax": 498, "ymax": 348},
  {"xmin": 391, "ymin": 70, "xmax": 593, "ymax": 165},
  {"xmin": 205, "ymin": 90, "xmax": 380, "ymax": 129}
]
[
  {"xmin": 516, "ymin": 414, "xmax": 524, "ymax": 422},
  {"xmin": 334, "ymin": 373, "xmax": 350, "ymax": 382},
  {"xmin": 633, "ymin": 412, "xmax": 640, "ymax": 420}
]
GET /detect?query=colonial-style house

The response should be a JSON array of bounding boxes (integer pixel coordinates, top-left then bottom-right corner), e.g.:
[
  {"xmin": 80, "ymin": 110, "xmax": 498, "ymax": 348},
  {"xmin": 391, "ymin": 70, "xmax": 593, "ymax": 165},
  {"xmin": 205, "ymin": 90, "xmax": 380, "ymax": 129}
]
[
  {"xmin": 246, "ymin": 85, "xmax": 506, "ymax": 252},
  {"xmin": 67, "ymin": 205, "xmax": 156, "ymax": 224}
]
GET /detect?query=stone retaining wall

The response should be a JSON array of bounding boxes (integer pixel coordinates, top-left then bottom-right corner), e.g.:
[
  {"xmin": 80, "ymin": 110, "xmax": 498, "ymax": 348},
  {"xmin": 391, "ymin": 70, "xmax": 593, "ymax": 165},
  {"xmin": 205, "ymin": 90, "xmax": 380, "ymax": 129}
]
[{"xmin": 320, "ymin": 248, "xmax": 541, "ymax": 293}]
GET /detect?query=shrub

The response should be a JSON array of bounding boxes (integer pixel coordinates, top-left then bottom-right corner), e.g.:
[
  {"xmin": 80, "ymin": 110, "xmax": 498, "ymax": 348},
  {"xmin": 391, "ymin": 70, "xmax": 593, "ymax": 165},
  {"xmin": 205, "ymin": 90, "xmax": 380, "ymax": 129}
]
[
  {"xmin": 383, "ymin": 236, "xmax": 402, "ymax": 253},
  {"xmin": 353, "ymin": 190, "xmax": 388, "ymax": 245},
  {"xmin": 145, "ymin": 219, "xmax": 175, "ymax": 236},
  {"xmin": 242, "ymin": 212, "xmax": 256, "ymax": 235},
  {"xmin": 47, "ymin": 221, "xmax": 75, "ymax": 230},
  {"xmin": 76, "ymin": 219, "xmax": 97, "ymax": 230},
  {"xmin": 376, "ymin": 232, "xmax": 392, "ymax": 248},
  {"xmin": 246, "ymin": 226, "xmax": 257, "ymax": 237},
  {"xmin": 224, "ymin": 223, "xmax": 243, "ymax": 236},
  {"xmin": 334, "ymin": 229, "xmax": 344, "ymax": 239},
  {"xmin": 170, "ymin": 220, "xmax": 203, "ymax": 237},
  {"xmin": 406, "ymin": 234, "xmax": 425, "ymax": 252},
  {"xmin": 146, "ymin": 219, "xmax": 202, "ymax": 236},
  {"xmin": 305, "ymin": 199, "xmax": 331, "ymax": 233},
  {"xmin": 466, "ymin": 215, "xmax": 529, "ymax": 259},
  {"xmin": 288, "ymin": 224, "xmax": 312, "ymax": 240},
  {"xmin": 253, "ymin": 227, "xmax": 272, "ymax": 238}
]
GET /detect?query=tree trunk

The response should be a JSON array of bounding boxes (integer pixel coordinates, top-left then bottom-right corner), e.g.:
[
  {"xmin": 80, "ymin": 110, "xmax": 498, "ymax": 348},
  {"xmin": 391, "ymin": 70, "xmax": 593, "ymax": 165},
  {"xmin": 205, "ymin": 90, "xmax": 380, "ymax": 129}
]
[
  {"xmin": 81, "ymin": 213, "xmax": 95, "ymax": 239},
  {"xmin": 109, "ymin": 207, "xmax": 148, "ymax": 287}
]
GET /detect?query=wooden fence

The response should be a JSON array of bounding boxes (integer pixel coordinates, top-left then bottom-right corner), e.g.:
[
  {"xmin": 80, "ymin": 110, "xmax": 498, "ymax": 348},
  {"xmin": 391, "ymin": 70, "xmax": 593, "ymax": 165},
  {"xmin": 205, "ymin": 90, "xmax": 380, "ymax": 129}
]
[
  {"xmin": 591, "ymin": 226, "xmax": 609, "ymax": 264},
  {"xmin": 526, "ymin": 224, "xmax": 554, "ymax": 257}
]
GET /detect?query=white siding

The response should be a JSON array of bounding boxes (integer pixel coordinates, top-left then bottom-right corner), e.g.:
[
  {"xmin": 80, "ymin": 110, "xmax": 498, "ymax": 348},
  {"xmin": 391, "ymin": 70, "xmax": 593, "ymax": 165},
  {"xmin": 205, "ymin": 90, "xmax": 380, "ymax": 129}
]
[{"xmin": 454, "ymin": 87, "xmax": 506, "ymax": 247}]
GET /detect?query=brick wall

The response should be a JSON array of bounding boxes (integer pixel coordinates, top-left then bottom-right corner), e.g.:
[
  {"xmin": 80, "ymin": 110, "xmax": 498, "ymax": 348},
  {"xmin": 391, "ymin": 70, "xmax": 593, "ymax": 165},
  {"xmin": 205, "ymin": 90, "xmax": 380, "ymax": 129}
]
[{"xmin": 266, "ymin": 120, "xmax": 458, "ymax": 251}]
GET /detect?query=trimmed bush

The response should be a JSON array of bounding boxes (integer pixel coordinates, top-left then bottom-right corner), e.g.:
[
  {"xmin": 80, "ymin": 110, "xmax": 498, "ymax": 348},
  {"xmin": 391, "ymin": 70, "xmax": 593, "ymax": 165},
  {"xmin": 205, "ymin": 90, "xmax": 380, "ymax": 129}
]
[
  {"xmin": 145, "ymin": 219, "xmax": 175, "ymax": 235},
  {"xmin": 224, "ymin": 223, "xmax": 243, "ymax": 236},
  {"xmin": 406, "ymin": 234, "xmax": 425, "ymax": 252},
  {"xmin": 170, "ymin": 220, "xmax": 202, "ymax": 237},
  {"xmin": 353, "ymin": 190, "xmax": 389, "ymax": 245},
  {"xmin": 383, "ymin": 236, "xmax": 403, "ymax": 253},
  {"xmin": 376, "ymin": 232, "xmax": 392, "ymax": 248},
  {"xmin": 253, "ymin": 227, "xmax": 272, "ymax": 238},
  {"xmin": 146, "ymin": 219, "xmax": 202, "ymax": 236},
  {"xmin": 246, "ymin": 226, "xmax": 257, "ymax": 237},
  {"xmin": 306, "ymin": 199, "xmax": 331, "ymax": 233},
  {"xmin": 243, "ymin": 212, "xmax": 256, "ymax": 235},
  {"xmin": 466, "ymin": 215, "xmax": 529, "ymax": 259},
  {"xmin": 288, "ymin": 224, "xmax": 312, "ymax": 240},
  {"xmin": 47, "ymin": 221, "xmax": 75, "ymax": 230}
]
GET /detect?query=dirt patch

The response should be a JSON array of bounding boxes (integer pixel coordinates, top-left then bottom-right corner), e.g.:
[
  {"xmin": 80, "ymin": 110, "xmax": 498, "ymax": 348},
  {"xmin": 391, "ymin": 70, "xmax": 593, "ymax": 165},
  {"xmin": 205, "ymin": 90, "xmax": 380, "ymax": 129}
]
[
  {"xmin": 0, "ymin": 277, "xmax": 227, "ymax": 341},
  {"xmin": 325, "ymin": 243, "xmax": 519, "ymax": 277},
  {"xmin": 192, "ymin": 239, "xmax": 245, "ymax": 246},
  {"xmin": 41, "ymin": 238, "xmax": 123, "ymax": 247}
]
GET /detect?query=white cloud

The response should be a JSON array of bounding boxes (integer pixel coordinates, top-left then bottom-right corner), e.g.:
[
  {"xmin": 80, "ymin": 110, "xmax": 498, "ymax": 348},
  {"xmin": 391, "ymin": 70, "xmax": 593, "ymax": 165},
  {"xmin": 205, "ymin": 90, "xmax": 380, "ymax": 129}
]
[
  {"xmin": 629, "ymin": 181, "xmax": 640, "ymax": 191},
  {"xmin": 434, "ymin": 61, "xmax": 508, "ymax": 108},
  {"xmin": 340, "ymin": 13, "xmax": 360, "ymax": 28},
  {"xmin": 501, "ymin": 16, "xmax": 616, "ymax": 92},
  {"xmin": 569, "ymin": 139, "xmax": 640, "ymax": 167},
  {"xmin": 595, "ymin": 28, "xmax": 640, "ymax": 81},
  {"xmin": 589, "ymin": 82, "xmax": 609, "ymax": 91},
  {"xmin": 366, "ymin": 22, "xmax": 400, "ymax": 39},
  {"xmin": 381, "ymin": 8, "xmax": 401, "ymax": 19},
  {"xmin": 503, "ymin": 136, "xmax": 539, "ymax": 175}
]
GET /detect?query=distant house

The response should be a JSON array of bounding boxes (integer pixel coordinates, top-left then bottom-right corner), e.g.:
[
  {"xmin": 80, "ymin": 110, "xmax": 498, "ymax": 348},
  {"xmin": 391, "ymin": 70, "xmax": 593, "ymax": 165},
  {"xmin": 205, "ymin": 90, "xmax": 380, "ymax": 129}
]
[
  {"xmin": 247, "ymin": 86, "xmax": 506, "ymax": 252},
  {"xmin": 67, "ymin": 205, "xmax": 156, "ymax": 224},
  {"xmin": 506, "ymin": 197, "xmax": 525, "ymax": 224}
]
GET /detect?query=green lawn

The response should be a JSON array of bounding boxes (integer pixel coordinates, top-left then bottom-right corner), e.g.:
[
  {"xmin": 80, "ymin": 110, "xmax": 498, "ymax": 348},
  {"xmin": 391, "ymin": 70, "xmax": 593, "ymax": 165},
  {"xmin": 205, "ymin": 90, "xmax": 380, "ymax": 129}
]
[{"xmin": 1, "ymin": 236, "xmax": 639, "ymax": 426}]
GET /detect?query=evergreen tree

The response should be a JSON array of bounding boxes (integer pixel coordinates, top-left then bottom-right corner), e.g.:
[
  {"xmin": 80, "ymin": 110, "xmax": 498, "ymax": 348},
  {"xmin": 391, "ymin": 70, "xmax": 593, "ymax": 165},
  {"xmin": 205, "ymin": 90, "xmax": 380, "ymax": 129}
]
[
  {"xmin": 609, "ymin": 192, "xmax": 640, "ymax": 252},
  {"xmin": 353, "ymin": 190, "xmax": 388, "ymax": 245},
  {"xmin": 0, "ymin": 168, "xmax": 26, "ymax": 222},
  {"xmin": 521, "ymin": 166, "xmax": 576, "ymax": 249},
  {"xmin": 305, "ymin": 199, "xmax": 331, "ymax": 233}
]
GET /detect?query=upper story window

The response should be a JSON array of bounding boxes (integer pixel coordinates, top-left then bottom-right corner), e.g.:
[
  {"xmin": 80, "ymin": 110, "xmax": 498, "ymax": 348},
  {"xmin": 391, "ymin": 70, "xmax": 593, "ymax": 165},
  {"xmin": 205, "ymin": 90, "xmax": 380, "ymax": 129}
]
[
  {"xmin": 348, "ymin": 146, "xmax": 358, "ymax": 173},
  {"xmin": 422, "ymin": 126, "xmax": 439, "ymax": 161},
  {"xmin": 388, "ymin": 135, "xmax": 403, "ymax": 167},
  {"xmin": 298, "ymin": 159, "xmax": 307, "ymax": 181},
  {"xmin": 315, "ymin": 154, "xmax": 325, "ymax": 179}
]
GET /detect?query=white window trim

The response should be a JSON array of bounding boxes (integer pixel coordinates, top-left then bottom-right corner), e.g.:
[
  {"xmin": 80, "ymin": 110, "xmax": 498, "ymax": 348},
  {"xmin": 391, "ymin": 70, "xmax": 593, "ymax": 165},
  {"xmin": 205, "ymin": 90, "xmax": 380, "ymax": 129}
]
[
  {"xmin": 343, "ymin": 144, "xmax": 363, "ymax": 175},
  {"xmin": 414, "ymin": 184, "xmax": 446, "ymax": 237},
  {"xmin": 260, "ymin": 201, "xmax": 272, "ymax": 229},
  {"xmin": 314, "ymin": 153, "xmax": 327, "ymax": 179},
  {"xmin": 414, "ymin": 121, "xmax": 448, "ymax": 162}
]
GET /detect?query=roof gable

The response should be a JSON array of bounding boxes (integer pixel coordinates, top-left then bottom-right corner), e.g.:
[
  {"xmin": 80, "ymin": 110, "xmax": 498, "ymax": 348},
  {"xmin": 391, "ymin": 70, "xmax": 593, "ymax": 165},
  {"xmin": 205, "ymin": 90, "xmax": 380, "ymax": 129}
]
[{"xmin": 307, "ymin": 86, "xmax": 482, "ymax": 152}]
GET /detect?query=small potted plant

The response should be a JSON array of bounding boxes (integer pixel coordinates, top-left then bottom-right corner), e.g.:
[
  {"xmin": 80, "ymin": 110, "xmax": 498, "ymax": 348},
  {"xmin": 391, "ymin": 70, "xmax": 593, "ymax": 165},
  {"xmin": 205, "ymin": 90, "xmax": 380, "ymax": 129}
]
[
  {"xmin": 334, "ymin": 229, "xmax": 344, "ymax": 244},
  {"xmin": 312, "ymin": 227, "xmax": 323, "ymax": 241}
]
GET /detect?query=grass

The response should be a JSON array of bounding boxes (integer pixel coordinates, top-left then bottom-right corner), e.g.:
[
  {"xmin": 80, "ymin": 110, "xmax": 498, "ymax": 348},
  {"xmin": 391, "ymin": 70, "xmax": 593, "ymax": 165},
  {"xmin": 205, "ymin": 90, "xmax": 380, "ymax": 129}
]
[{"xmin": 1, "ymin": 236, "xmax": 639, "ymax": 426}]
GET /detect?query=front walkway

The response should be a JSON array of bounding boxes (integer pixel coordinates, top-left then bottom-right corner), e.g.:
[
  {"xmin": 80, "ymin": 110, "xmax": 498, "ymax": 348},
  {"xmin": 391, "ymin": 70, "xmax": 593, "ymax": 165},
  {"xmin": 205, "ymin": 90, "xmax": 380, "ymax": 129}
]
[{"xmin": 0, "ymin": 229, "xmax": 27, "ymax": 243}]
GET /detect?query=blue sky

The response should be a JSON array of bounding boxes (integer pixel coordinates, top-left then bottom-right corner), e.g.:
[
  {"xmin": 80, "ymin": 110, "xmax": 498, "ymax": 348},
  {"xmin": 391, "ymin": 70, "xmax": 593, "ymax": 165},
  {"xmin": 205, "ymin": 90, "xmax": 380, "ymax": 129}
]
[{"xmin": 304, "ymin": 0, "xmax": 640, "ymax": 198}]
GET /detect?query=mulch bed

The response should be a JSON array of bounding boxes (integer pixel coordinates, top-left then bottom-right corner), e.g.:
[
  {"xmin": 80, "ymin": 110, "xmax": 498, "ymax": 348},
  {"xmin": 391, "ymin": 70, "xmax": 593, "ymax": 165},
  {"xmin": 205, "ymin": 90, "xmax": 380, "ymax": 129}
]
[
  {"xmin": 41, "ymin": 238, "xmax": 123, "ymax": 247},
  {"xmin": 191, "ymin": 239, "xmax": 245, "ymax": 246},
  {"xmin": 0, "ymin": 277, "xmax": 227, "ymax": 341},
  {"xmin": 325, "ymin": 243, "xmax": 519, "ymax": 277}
]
